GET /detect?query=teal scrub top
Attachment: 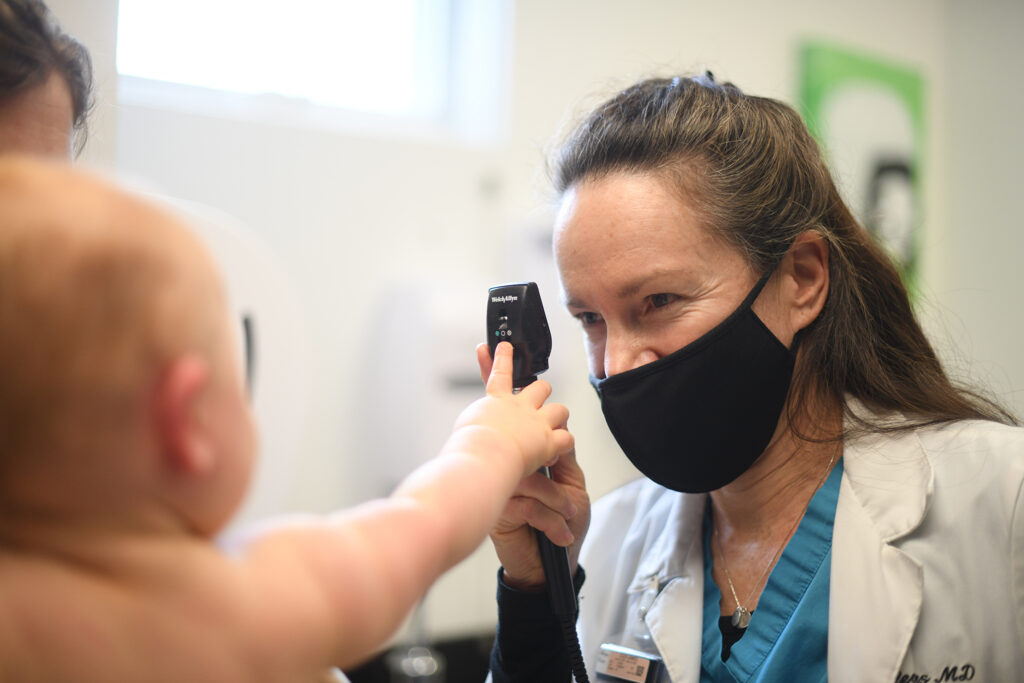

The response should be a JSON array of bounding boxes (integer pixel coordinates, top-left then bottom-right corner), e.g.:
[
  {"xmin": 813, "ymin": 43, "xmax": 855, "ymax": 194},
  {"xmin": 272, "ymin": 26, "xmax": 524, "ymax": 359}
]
[{"xmin": 700, "ymin": 458, "xmax": 843, "ymax": 682}]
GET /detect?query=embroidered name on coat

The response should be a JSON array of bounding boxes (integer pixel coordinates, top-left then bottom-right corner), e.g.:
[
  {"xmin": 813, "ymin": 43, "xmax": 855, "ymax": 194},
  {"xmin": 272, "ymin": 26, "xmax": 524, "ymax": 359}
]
[{"xmin": 895, "ymin": 663, "xmax": 976, "ymax": 683}]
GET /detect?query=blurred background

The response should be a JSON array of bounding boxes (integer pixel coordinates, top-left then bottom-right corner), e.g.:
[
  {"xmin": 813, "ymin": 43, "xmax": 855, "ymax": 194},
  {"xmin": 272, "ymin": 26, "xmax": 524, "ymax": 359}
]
[{"xmin": 46, "ymin": 0, "xmax": 1024, "ymax": 679}]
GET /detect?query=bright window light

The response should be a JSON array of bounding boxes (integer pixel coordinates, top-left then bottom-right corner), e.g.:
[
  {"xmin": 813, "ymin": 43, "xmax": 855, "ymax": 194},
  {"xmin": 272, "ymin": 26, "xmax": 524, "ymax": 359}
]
[{"xmin": 116, "ymin": 0, "xmax": 450, "ymax": 118}]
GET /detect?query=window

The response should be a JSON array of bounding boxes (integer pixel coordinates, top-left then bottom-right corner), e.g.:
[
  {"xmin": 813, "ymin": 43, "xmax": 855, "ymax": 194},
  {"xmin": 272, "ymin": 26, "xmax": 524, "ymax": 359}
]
[{"xmin": 117, "ymin": 0, "xmax": 508, "ymax": 141}]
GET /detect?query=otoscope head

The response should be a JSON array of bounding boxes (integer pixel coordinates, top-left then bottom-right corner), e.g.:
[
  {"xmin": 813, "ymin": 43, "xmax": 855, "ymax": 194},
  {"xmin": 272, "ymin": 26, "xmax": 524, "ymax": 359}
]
[{"xmin": 486, "ymin": 282, "xmax": 552, "ymax": 389}]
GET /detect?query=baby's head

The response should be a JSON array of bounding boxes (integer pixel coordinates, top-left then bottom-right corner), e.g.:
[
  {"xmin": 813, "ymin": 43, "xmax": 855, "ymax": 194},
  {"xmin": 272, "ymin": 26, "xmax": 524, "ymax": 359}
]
[{"xmin": 0, "ymin": 158, "xmax": 255, "ymax": 537}]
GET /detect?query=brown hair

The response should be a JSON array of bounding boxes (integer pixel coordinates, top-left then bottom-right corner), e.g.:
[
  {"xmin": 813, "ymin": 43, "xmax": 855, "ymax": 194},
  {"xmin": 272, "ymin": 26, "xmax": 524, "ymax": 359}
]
[
  {"xmin": 0, "ymin": 0, "xmax": 93, "ymax": 152},
  {"xmin": 552, "ymin": 74, "xmax": 1016, "ymax": 435}
]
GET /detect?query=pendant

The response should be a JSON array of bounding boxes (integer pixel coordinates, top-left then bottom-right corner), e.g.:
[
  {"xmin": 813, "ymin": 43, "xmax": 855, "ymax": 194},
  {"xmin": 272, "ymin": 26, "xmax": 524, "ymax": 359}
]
[{"xmin": 731, "ymin": 607, "xmax": 751, "ymax": 629}]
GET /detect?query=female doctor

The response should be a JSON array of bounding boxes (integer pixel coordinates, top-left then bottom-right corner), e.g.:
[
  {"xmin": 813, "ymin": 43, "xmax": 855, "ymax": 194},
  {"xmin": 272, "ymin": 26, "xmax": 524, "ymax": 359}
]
[{"xmin": 482, "ymin": 74, "xmax": 1024, "ymax": 682}]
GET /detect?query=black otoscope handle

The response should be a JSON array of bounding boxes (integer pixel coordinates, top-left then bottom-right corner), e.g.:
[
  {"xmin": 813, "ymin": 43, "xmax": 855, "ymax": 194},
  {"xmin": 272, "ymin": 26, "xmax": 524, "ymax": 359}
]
[
  {"xmin": 536, "ymin": 470, "xmax": 589, "ymax": 683},
  {"xmin": 535, "ymin": 468, "xmax": 579, "ymax": 618}
]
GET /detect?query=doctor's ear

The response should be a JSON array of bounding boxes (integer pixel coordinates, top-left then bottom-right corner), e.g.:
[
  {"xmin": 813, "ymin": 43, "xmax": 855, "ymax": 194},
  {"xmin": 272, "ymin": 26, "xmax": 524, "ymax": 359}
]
[
  {"xmin": 783, "ymin": 231, "xmax": 829, "ymax": 333},
  {"xmin": 153, "ymin": 355, "xmax": 216, "ymax": 476}
]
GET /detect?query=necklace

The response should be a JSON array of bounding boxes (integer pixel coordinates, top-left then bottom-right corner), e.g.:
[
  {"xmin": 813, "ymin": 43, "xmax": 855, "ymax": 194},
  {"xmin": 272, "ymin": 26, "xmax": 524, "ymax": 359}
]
[{"xmin": 713, "ymin": 441, "xmax": 840, "ymax": 629}]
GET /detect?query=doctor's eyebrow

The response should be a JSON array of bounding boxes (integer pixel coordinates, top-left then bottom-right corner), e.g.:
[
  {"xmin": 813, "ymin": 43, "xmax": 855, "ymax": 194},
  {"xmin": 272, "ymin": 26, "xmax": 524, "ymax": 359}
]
[
  {"xmin": 561, "ymin": 293, "xmax": 587, "ymax": 310},
  {"xmin": 614, "ymin": 268, "xmax": 692, "ymax": 300},
  {"xmin": 561, "ymin": 268, "xmax": 692, "ymax": 310}
]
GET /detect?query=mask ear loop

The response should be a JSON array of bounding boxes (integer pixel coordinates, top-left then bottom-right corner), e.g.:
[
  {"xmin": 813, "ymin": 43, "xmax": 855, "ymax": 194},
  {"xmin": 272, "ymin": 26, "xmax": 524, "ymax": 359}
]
[{"xmin": 749, "ymin": 255, "xmax": 803, "ymax": 355}]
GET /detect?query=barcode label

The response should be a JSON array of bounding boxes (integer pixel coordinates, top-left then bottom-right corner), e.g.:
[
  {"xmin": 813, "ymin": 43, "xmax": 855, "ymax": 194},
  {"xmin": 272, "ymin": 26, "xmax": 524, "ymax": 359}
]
[{"xmin": 596, "ymin": 648, "xmax": 652, "ymax": 683}]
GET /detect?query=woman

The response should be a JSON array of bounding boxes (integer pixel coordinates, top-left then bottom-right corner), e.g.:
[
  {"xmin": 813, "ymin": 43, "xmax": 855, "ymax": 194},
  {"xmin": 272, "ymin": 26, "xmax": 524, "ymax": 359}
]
[
  {"xmin": 0, "ymin": 0, "xmax": 93, "ymax": 157},
  {"xmin": 483, "ymin": 74, "xmax": 1023, "ymax": 682}
]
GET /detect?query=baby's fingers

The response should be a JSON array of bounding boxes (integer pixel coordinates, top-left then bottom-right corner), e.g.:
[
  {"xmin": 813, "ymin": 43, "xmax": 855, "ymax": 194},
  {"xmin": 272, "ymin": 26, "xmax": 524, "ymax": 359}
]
[
  {"xmin": 485, "ymin": 342, "xmax": 514, "ymax": 396},
  {"xmin": 550, "ymin": 427, "xmax": 574, "ymax": 456},
  {"xmin": 540, "ymin": 401, "xmax": 569, "ymax": 430},
  {"xmin": 517, "ymin": 377, "xmax": 553, "ymax": 407}
]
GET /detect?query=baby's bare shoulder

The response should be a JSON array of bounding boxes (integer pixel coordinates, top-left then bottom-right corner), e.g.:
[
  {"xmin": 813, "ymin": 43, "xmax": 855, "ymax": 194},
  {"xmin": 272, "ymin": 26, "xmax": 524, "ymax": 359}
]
[{"xmin": 0, "ymin": 541, "xmax": 314, "ymax": 681}]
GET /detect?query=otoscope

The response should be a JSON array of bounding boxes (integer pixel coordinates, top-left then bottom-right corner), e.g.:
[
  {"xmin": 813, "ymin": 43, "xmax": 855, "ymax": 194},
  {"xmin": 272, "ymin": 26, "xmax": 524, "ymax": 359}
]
[{"xmin": 487, "ymin": 282, "xmax": 590, "ymax": 683}]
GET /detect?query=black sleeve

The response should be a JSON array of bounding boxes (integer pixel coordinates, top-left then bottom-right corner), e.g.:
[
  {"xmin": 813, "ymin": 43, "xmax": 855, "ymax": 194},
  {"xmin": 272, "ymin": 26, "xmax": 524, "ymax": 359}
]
[{"xmin": 488, "ymin": 566, "xmax": 586, "ymax": 683}]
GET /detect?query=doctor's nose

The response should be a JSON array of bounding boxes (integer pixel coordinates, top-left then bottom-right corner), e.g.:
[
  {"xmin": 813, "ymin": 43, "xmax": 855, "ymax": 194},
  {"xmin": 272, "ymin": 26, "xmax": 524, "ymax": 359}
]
[{"xmin": 603, "ymin": 334, "xmax": 659, "ymax": 378}]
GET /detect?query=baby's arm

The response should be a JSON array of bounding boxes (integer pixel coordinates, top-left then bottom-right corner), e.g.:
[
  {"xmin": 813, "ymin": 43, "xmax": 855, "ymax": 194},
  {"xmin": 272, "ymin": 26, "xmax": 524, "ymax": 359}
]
[{"xmin": 236, "ymin": 342, "xmax": 574, "ymax": 670}]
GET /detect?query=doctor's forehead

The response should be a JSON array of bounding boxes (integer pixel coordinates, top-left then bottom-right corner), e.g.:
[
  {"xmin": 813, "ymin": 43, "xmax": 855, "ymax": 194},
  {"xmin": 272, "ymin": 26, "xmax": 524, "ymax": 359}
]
[{"xmin": 553, "ymin": 172, "xmax": 714, "ymax": 251}]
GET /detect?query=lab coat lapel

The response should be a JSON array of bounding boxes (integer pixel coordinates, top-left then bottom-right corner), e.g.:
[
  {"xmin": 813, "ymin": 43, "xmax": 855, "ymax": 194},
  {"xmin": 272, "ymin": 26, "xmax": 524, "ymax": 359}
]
[
  {"xmin": 828, "ymin": 429, "xmax": 932, "ymax": 682},
  {"xmin": 639, "ymin": 494, "xmax": 705, "ymax": 683},
  {"xmin": 646, "ymin": 572, "xmax": 704, "ymax": 683}
]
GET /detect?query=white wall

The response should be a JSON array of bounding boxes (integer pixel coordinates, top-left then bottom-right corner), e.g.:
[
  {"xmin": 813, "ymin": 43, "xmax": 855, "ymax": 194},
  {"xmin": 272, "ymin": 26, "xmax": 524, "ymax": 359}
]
[
  {"xmin": 934, "ymin": 0, "xmax": 1024, "ymax": 419},
  {"xmin": 48, "ymin": 0, "xmax": 1023, "ymax": 642},
  {"xmin": 46, "ymin": 0, "xmax": 118, "ymax": 168}
]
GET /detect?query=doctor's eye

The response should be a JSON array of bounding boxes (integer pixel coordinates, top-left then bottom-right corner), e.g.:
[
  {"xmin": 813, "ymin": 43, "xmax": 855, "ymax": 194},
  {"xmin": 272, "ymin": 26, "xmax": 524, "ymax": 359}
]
[
  {"xmin": 648, "ymin": 293, "xmax": 678, "ymax": 309},
  {"xmin": 574, "ymin": 311, "xmax": 603, "ymax": 327}
]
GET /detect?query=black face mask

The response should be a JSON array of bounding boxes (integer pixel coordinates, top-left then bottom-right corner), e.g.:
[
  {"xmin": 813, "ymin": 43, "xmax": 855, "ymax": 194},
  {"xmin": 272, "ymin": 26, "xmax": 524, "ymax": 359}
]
[{"xmin": 589, "ymin": 269, "xmax": 795, "ymax": 493}]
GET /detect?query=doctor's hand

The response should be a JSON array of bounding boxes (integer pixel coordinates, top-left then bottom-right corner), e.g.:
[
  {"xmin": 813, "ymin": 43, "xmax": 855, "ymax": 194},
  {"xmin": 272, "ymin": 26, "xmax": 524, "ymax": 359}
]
[{"xmin": 475, "ymin": 343, "xmax": 591, "ymax": 592}]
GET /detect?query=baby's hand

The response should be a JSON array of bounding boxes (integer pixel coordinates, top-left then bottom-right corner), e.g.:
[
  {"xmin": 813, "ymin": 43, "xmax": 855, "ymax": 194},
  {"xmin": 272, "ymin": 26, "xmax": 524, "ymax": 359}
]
[{"xmin": 452, "ymin": 342, "xmax": 572, "ymax": 476}]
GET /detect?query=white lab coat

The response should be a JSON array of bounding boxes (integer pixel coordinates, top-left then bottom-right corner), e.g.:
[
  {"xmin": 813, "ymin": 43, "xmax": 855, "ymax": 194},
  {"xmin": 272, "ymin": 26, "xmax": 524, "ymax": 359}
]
[{"xmin": 577, "ymin": 416, "xmax": 1024, "ymax": 682}]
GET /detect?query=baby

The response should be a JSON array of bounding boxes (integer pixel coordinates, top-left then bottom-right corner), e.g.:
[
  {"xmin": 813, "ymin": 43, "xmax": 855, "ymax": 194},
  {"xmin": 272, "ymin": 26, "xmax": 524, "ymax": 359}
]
[{"xmin": 0, "ymin": 158, "xmax": 576, "ymax": 681}]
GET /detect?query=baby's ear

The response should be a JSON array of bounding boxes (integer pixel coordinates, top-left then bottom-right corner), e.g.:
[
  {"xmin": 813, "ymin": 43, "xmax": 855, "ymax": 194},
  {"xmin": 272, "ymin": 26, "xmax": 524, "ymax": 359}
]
[{"xmin": 153, "ymin": 355, "xmax": 215, "ymax": 475}]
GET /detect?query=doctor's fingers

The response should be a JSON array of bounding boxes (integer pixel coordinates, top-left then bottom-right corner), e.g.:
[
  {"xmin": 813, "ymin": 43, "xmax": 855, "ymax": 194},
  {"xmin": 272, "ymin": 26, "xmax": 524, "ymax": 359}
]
[
  {"xmin": 475, "ymin": 342, "xmax": 493, "ymax": 385},
  {"xmin": 548, "ymin": 442, "xmax": 587, "ymax": 491},
  {"xmin": 504, "ymin": 494, "xmax": 576, "ymax": 547},
  {"xmin": 510, "ymin": 470, "xmax": 578, "ymax": 520}
]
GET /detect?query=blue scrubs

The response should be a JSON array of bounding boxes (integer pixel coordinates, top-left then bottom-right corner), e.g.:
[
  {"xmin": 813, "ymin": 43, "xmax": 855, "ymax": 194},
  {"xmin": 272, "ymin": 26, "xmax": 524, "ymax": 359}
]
[{"xmin": 700, "ymin": 458, "xmax": 843, "ymax": 682}]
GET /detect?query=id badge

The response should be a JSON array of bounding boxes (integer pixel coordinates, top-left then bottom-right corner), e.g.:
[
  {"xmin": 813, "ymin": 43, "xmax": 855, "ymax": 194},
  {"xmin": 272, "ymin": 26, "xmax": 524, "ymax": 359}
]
[{"xmin": 595, "ymin": 643, "xmax": 664, "ymax": 683}]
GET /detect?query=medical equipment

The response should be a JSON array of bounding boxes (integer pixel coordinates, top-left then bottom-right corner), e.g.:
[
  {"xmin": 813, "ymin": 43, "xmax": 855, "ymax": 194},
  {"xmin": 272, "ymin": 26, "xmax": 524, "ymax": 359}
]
[{"xmin": 486, "ymin": 282, "xmax": 590, "ymax": 683}]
